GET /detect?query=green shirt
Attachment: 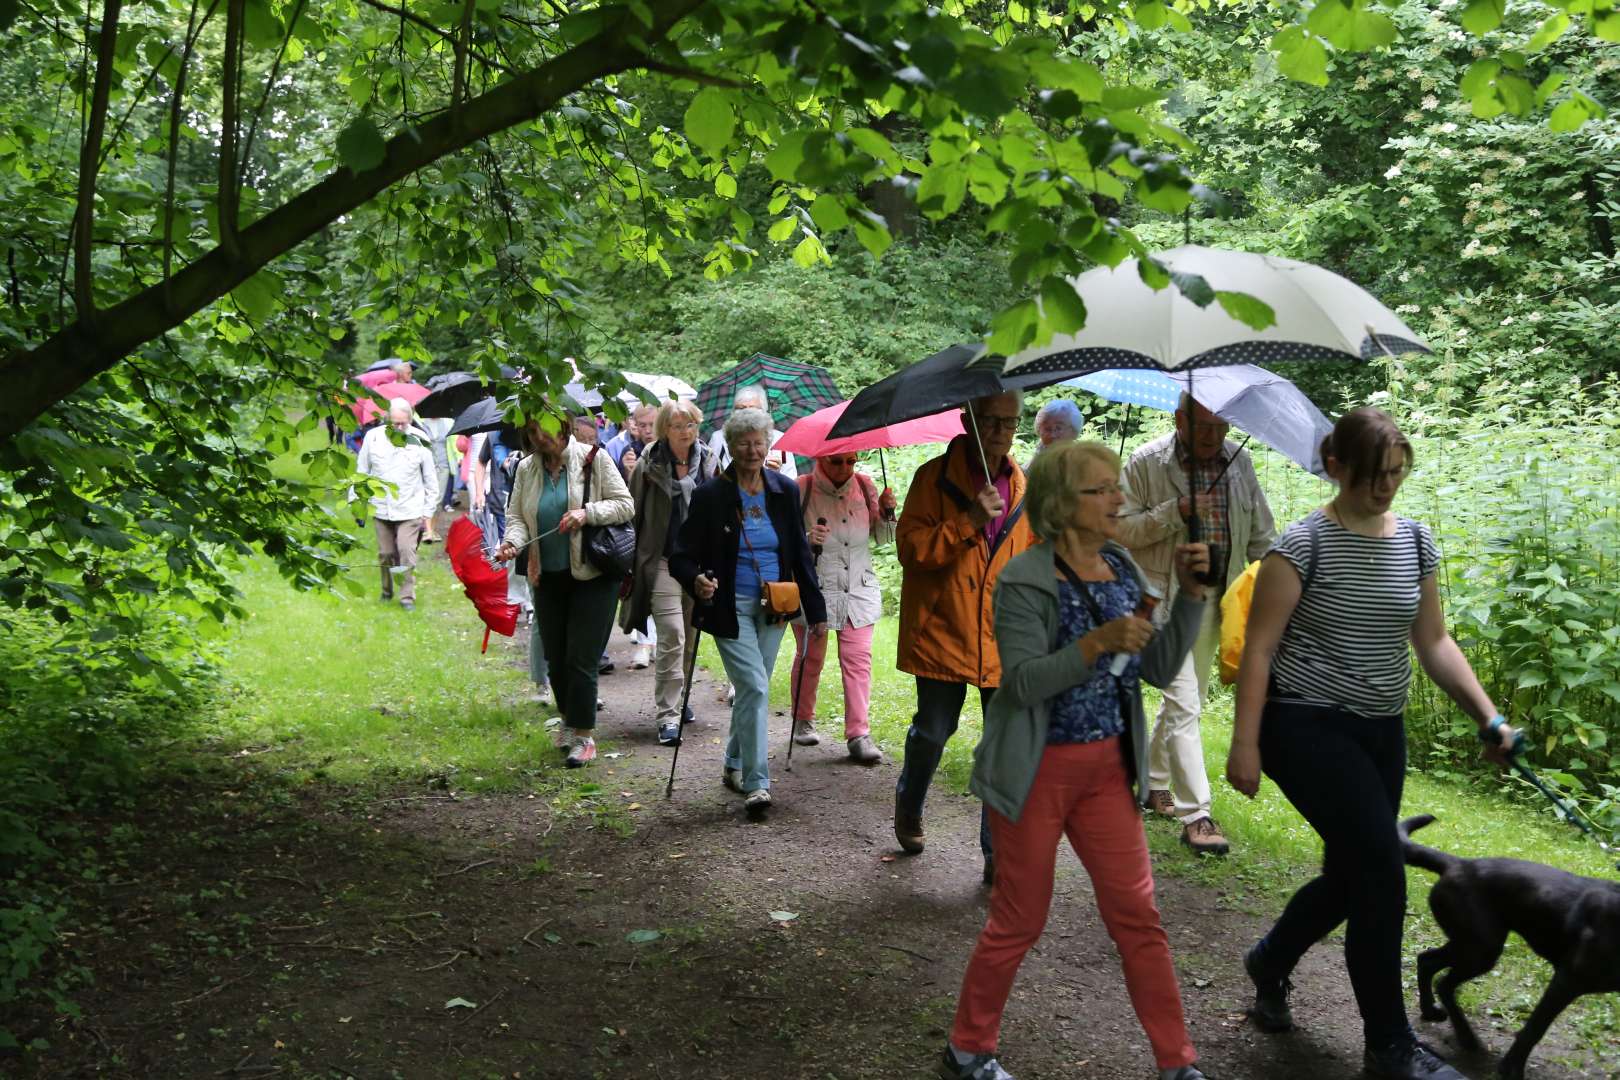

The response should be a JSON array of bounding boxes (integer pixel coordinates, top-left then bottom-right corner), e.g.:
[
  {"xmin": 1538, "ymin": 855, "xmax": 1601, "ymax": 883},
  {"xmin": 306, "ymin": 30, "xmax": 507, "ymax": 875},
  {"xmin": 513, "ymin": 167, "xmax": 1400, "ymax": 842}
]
[{"xmin": 536, "ymin": 465, "xmax": 570, "ymax": 574}]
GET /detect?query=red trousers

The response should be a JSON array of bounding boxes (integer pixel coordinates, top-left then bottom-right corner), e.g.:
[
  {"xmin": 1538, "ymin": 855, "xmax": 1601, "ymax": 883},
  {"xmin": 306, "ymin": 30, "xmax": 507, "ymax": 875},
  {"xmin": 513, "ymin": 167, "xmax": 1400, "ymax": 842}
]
[{"xmin": 950, "ymin": 738, "xmax": 1196, "ymax": 1070}]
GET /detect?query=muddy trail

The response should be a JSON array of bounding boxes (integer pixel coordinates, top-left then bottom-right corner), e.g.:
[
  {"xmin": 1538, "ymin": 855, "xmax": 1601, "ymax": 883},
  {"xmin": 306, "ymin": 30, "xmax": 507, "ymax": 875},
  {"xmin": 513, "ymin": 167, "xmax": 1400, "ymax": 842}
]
[{"xmin": 14, "ymin": 628, "xmax": 1606, "ymax": 1080}]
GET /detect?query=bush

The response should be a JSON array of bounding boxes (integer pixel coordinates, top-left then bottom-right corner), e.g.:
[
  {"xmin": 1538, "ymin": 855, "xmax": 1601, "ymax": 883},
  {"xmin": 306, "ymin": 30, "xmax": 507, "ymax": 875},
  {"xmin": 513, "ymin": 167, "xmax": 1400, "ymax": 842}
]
[{"xmin": 0, "ymin": 610, "xmax": 215, "ymax": 1049}]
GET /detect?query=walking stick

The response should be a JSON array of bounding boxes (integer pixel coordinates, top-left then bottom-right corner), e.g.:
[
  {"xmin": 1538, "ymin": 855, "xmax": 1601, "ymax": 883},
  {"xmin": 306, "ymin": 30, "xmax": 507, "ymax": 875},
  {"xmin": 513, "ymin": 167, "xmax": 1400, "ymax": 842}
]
[{"xmin": 666, "ymin": 570, "xmax": 714, "ymax": 798}]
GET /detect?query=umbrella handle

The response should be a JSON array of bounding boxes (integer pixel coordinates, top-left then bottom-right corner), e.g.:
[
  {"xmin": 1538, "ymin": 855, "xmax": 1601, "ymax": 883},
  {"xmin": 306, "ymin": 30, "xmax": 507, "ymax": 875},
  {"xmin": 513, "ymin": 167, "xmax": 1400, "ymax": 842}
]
[
  {"xmin": 963, "ymin": 400, "xmax": 993, "ymax": 481},
  {"xmin": 878, "ymin": 449, "xmax": 896, "ymax": 522}
]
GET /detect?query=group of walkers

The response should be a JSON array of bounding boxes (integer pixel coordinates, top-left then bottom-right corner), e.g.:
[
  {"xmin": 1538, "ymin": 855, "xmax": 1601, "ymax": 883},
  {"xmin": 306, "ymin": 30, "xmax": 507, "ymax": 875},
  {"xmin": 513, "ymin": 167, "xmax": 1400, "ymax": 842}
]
[{"xmin": 351, "ymin": 367, "xmax": 1523, "ymax": 1080}]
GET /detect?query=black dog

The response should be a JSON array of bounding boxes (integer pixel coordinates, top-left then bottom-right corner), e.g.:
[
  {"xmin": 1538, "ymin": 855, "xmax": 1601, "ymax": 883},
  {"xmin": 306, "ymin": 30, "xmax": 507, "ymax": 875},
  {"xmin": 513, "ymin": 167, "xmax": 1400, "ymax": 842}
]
[{"xmin": 1399, "ymin": 814, "xmax": 1620, "ymax": 1079}]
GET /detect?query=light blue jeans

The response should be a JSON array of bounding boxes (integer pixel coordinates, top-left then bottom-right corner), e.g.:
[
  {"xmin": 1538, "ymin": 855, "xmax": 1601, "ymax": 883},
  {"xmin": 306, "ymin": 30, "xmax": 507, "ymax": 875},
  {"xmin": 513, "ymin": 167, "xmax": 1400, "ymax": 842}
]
[{"xmin": 713, "ymin": 598, "xmax": 788, "ymax": 794}]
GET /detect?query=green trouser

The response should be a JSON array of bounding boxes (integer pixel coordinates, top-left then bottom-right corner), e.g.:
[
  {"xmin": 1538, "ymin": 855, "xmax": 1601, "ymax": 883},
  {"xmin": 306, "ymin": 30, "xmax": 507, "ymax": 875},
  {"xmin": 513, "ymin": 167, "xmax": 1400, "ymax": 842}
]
[{"xmin": 533, "ymin": 570, "xmax": 620, "ymax": 731}]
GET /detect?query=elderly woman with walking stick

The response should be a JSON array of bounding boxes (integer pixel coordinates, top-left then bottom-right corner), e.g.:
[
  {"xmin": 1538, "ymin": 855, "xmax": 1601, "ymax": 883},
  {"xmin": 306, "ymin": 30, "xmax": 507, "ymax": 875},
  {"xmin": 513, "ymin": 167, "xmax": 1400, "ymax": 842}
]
[{"xmin": 671, "ymin": 408, "xmax": 826, "ymax": 815}]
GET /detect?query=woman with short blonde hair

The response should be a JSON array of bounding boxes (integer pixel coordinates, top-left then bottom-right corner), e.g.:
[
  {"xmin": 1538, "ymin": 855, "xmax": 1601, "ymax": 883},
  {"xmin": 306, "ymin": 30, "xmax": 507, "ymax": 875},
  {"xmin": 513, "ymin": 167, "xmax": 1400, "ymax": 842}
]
[
  {"xmin": 621, "ymin": 397, "xmax": 719, "ymax": 745},
  {"xmin": 940, "ymin": 440, "xmax": 1211, "ymax": 1080}
]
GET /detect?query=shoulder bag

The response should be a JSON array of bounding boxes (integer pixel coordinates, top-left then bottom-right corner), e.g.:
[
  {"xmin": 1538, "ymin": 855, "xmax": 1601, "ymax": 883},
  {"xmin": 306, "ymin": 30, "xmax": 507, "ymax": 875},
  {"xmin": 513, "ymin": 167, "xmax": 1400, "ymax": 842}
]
[{"xmin": 581, "ymin": 446, "xmax": 637, "ymax": 579}]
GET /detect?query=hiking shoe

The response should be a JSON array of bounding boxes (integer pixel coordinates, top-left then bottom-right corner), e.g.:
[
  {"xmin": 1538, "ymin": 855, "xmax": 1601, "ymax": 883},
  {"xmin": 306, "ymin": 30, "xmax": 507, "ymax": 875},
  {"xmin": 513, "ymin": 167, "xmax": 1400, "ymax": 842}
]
[
  {"xmin": 744, "ymin": 788, "xmax": 772, "ymax": 813},
  {"xmin": 792, "ymin": 719, "xmax": 820, "ymax": 746},
  {"xmin": 724, "ymin": 682, "xmax": 736, "ymax": 704},
  {"xmin": 1181, "ymin": 816, "xmax": 1230, "ymax": 856},
  {"xmin": 598, "ymin": 655, "xmax": 615, "ymax": 675},
  {"xmin": 722, "ymin": 767, "xmax": 743, "ymax": 793},
  {"xmin": 1159, "ymin": 1068, "xmax": 1206, "ymax": 1080},
  {"xmin": 894, "ymin": 802, "xmax": 925, "ymax": 854},
  {"xmin": 564, "ymin": 736, "xmax": 596, "ymax": 768},
  {"xmin": 1146, "ymin": 788, "xmax": 1175, "ymax": 817},
  {"xmin": 657, "ymin": 720, "xmax": 681, "ymax": 746},
  {"xmin": 399, "ymin": 599, "xmax": 415, "ymax": 611},
  {"xmin": 530, "ymin": 685, "xmax": 553, "ymax": 707},
  {"xmin": 631, "ymin": 645, "xmax": 651, "ymax": 669},
  {"xmin": 847, "ymin": 735, "xmax": 882, "ymax": 764},
  {"xmin": 682, "ymin": 704, "xmax": 694, "ymax": 725},
  {"xmin": 938, "ymin": 1045, "xmax": 1016, "ymax": 1080},
  {"xmin": 1363, "ymin": 1034, "xmax": 1464, "ymax": 1079},
  {"xmin": 1244, "ymin": 941, "xmax": 1294, "ymax": 1033}
]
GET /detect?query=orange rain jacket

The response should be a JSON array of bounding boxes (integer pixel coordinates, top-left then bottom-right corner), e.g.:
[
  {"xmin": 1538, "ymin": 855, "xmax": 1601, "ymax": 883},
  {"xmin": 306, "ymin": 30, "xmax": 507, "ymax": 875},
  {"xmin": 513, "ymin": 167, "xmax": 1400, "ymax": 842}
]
[{"xmin": 896, "ymin": 436, "xmax": 1035, "ymax": 689}]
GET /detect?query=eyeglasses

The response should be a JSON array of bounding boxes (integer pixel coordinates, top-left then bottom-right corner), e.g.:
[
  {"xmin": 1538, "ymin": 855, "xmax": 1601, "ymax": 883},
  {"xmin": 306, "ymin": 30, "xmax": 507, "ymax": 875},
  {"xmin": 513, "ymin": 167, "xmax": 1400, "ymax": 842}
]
[
  {"xmin": 975, "ymin": 416, "xmax": 1020, "ymax": 432},
  {"xmin": 667, "ymin": 421, "xmax": 697, "ymax": 432},
  {"xmin": 1076, "ymin": 484, "xmax": 1124, "ymax": 497}
]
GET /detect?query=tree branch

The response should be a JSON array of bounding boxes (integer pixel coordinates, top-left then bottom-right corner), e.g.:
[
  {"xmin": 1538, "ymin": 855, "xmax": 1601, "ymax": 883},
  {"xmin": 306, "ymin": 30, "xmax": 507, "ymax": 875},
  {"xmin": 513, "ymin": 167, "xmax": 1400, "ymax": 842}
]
[
  {"xmin": 634, "ymin": 58, "xmax": 748, "ymax": 89},
  {"xmin": 218, "ymin": 0, "xmax": 245, "ymax": 256},
  {"xmin": 73, "ymin": 0, "xmax": 123, "ymax": 318},
  {"xmin": 0, "ymin": 0, "xmax": 712, "ymax": 441},
  {"xmin": 238, "ymin": 0, "xmax": 308, "ymax": 191}
]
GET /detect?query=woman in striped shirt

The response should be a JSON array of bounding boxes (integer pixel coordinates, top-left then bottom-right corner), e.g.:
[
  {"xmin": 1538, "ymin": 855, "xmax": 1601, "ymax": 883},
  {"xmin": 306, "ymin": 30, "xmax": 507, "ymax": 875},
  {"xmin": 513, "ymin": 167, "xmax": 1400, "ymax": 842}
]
[{"xmin": 1225, "ymin": 408, "xmax": 1519, "ymax": 1080}]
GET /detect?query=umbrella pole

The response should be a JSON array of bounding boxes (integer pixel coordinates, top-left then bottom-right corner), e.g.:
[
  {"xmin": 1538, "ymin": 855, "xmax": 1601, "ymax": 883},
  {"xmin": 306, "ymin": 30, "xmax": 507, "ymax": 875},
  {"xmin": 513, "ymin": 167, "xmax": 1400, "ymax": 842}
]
[
  {"xmin": 878, "ymin": 449, "xmax": 895, "ymax": 522},
  {"xmin": 1118, "ymin": 402, "xmax": 1132, "ymax": 460},
  {"xmin": 963, "ymin": 400, "xmax": 992, "ymax": 480},
  {"xmin": 786, "ymin": 622, "xmax": 812, "ymax": 772}
]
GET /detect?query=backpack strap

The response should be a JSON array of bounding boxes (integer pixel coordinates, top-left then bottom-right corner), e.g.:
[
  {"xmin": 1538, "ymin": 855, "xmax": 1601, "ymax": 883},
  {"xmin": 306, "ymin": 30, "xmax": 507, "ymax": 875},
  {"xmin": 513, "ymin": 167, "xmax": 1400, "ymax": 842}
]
[{"xmin": 1299, "ymin": 512, "xmax": 1323, "ymax": 596}]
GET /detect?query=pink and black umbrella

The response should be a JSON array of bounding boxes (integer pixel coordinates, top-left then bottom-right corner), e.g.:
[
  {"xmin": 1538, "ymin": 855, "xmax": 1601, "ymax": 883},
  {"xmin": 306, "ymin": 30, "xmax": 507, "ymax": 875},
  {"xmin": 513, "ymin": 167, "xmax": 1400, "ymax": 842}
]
[{"xmin": 776, "ymin": 399, "xmax": 964, "ymax": 457}]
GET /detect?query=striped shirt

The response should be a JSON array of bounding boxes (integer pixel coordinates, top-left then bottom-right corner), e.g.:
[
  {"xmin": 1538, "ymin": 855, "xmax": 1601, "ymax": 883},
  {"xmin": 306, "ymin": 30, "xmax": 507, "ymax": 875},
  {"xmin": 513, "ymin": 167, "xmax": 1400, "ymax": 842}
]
[{"xmin": 1269, "ymin": 510, "xmax": 1440, "ymax": 718}]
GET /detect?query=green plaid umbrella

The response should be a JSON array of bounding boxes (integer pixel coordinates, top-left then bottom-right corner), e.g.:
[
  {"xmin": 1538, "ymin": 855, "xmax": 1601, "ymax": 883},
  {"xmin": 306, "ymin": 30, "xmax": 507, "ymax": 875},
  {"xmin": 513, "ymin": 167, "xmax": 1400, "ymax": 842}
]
[{"xmin": 693, "ymin": 353, "xmax": 843, "ymax": 433}]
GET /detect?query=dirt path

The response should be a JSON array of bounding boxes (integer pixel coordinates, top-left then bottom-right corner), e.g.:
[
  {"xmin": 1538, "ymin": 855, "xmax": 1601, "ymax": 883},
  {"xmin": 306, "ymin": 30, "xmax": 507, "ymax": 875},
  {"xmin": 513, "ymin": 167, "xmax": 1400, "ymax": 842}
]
[{"xmin": 22, "ymin": 630, "xmax": 1606, "ymax": 1079}]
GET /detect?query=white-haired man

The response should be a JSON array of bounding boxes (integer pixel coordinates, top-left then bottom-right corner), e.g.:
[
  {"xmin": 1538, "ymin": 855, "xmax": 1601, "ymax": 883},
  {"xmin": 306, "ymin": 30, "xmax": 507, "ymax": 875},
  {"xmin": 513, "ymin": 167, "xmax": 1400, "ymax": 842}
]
[
  {"xmin": 1117, "ymin": 394, "xmax": 1276, "ymax": 856},
  {"xmin": 356, "ymin": 399, "xmax": 437, "ymax": 611},
  {"xmin": 708, "ymin": 384, "xmax": 797, "ymax": 478}
]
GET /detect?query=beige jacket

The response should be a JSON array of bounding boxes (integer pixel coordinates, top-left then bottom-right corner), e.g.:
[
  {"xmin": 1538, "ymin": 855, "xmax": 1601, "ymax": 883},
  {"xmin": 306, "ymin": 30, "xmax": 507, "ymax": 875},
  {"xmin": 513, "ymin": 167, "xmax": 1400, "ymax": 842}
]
[
  {"xmin": 1116, "ymin": 432, "xmax": 1276, "ymax": 605},
  {"xmin": 798, "ymin": 470, "xmax": 895, "ymax": 629},
  {"xmin": 503, "ymin": 438, "xmax": 634, "ymax": 580}
]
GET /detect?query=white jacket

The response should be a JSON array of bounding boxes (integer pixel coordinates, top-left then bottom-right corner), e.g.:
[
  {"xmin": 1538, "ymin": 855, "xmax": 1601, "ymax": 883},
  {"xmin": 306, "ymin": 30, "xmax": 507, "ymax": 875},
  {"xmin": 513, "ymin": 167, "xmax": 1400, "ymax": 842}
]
[
  {"xmin": 503, "ymin": 438, "xmax": 634, "ymax": 580},
  {"xmin": 356, "ymin": 424, "xmax": 436, "ymax": 522},
  {"xmin": 1116, "ymin": 432, "xmax": 1277, "ymax": 604},
  {"xmin": 708, "ymin": 428, "xmax": 798, "ymax": 479},
  {"xmin": 798, "ymin": 470, "xmax": 894, "ymax": 629}
]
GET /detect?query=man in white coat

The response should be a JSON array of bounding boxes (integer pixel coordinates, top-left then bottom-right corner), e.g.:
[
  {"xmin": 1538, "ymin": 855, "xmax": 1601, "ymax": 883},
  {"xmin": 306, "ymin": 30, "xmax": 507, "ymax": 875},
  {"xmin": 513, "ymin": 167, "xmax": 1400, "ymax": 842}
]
[
  {"xmin": 356, "ymin": 399, "xmax": 437, "ymax": 611},
  {"xmin": 708, "ymin": 384, "xmax": 797, "ymax": 478},
  {"xmin": 1117, "ymin": 395, "xmax": 1276, "ymax": 856}
]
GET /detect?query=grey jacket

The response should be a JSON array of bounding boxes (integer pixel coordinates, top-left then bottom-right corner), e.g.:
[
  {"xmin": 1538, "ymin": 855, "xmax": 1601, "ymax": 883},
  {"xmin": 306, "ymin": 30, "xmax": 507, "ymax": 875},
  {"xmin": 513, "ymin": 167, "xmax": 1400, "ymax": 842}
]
[
  {"xmin": 1116, "ymin": 432, "xmax": 1276, "ymax": 604},
  {"xmin": 969, "ymin": 541, "xmax": 1206, "ymax": 823},
  {"xmin": 619, "ymin": 438, "xmax": 718, "ymax": 632}
]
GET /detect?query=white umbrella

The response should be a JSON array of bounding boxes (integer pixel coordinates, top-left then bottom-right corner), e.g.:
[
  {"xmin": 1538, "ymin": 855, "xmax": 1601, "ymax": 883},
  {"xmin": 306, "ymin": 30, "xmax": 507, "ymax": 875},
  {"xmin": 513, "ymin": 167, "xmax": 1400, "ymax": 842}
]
[
  {"xmin": 1163, "ymin": 366, "xmax": 1335, "ymax": 477},
  {"xmin": 1003, "ymin": 244, "xmax": 1429, "ymax": 382},
  {"xmin": 623, "ymin": 371, "xmax": 697, "ymax": 401}
]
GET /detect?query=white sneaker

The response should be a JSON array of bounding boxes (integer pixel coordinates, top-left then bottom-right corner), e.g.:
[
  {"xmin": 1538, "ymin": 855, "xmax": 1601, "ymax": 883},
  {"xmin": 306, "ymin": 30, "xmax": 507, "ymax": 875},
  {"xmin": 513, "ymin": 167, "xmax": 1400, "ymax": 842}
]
[
  {"xmin": 744, "ymin": 788, "xmax": 772, "ymax": 812},
  {"xmin": 724, "ymin": 683, "xmax": 736, "ymax": 704},
  {"xmin": 630, "ymin": 645, "xmax": 651, "ymax": 669}
]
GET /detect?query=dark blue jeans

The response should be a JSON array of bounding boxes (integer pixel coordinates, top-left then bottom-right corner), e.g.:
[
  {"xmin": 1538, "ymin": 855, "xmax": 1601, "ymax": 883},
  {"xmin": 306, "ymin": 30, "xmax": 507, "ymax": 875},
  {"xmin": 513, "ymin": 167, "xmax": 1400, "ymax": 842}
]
[
  {"xmin": 1255, "ymin": 700, "xmax": 1410, "ymax": 1047},
  {"xmin": 895, "ymin": 677, "xmax": 995, "ymax": 857}
]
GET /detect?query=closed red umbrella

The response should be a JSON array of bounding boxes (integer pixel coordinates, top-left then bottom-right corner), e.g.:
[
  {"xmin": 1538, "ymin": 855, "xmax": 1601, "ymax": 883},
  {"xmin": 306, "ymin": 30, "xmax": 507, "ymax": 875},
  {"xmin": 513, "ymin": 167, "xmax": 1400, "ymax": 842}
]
[
  {"xmin": 775, "ymin": 399, "xmax": 964, "ymax": 456},
  {"xmin": 446, "ymin": 516, "xmax": 519, "ymax": 653}
]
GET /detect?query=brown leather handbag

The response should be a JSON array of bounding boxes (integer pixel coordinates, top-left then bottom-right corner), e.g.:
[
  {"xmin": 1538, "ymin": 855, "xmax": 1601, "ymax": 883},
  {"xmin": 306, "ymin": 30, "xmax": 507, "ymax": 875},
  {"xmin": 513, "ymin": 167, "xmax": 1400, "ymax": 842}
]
[{"xmin": 738, "ymin": 505, "xmax": 800, "ymax": 623}]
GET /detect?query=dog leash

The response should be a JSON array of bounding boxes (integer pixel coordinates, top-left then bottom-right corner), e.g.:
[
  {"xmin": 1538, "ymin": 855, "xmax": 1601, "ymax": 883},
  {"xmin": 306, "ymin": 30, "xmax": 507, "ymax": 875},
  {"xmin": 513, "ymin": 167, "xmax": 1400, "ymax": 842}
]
[{"xmin": 1483, "ymin": 722, "xmax": 1620, "ymax": 870}]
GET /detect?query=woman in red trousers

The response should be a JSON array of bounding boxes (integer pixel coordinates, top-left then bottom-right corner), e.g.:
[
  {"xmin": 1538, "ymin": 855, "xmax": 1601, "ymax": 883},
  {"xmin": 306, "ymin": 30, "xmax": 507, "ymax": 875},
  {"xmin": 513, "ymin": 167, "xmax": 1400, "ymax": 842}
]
[{"xmin": 939, "ymin": 441, "xmax": 1211, "ymax": 1080}]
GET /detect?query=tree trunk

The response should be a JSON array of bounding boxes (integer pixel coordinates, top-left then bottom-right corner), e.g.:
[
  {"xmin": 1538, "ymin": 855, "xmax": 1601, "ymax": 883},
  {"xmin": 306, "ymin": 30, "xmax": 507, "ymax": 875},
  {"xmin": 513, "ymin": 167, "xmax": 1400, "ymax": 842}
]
[{"xmin": 0, "ymin": 0, "xmax": 708, "ymax": 441}]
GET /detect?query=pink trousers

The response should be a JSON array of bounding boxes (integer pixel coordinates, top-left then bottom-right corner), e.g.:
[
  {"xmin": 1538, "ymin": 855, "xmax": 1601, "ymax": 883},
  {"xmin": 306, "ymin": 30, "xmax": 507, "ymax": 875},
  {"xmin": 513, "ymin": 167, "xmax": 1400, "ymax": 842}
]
[
  {"xmin": 950, "ymin": 738, "xmax": 1196, "ymax": 1070},
  {"xmin": 789, "ymin": 621, "xmax": 874, "ymax": 740}
]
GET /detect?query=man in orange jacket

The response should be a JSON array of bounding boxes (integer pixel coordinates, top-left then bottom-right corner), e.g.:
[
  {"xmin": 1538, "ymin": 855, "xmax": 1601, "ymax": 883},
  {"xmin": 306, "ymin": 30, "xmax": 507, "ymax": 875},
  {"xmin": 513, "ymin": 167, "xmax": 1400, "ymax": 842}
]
[{"xmin": 894, "ymin": 391, "xmax": 1034, "ymax": 884}]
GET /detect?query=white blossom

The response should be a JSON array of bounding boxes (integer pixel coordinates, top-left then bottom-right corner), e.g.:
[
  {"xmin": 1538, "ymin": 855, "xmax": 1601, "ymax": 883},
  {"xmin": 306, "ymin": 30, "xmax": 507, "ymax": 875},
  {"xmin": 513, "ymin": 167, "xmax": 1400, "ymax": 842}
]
[
  {"xmin": 1531, "ymin": 346, "xmax": 1546, "ymax": 355},
  {"xmin": 1422, "ymin": 95, "xmax": 1440, "ymax": 110},
  {"xmin": 1439, "ymin": 122, "xmax": 1458, "ymax": 133},
  {"xmin": 1500, "ymin": 316, "xmax": 1514, "ymax": 326},
  {"xmin": 1385, "ymin": 163, "xmax": 1403, "ymax": 180}
]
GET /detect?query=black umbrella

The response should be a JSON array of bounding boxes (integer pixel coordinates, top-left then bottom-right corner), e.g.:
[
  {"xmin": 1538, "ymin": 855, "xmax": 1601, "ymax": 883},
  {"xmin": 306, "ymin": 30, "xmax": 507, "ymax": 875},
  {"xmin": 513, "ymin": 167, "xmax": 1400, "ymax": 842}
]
[
  {"xmin": 826, "ymin": 343, "xmax": 1056, "ymax": 439},
  {"xmin": 364, "ymin": 358, "xmax": 399, "ymax": 372},
  {"xmin": 419, "ymin": 372, "xmax": 490, "ymax": 419},
  {"xmin": 827, "ymin": 342, "xmax": 1058, "ymax": 477},
  {"xmin": 447, "ymin": 397, "xmax": 511, "ymax": 438}
]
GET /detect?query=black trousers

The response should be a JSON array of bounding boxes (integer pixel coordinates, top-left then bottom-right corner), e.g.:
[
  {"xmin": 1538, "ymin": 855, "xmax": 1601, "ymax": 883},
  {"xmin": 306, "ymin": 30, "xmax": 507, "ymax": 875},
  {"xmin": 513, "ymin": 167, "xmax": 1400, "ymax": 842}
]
[
  {"xmin": 533, "ymin": 570, "xmax": 620, "ymax": 731},
  {"xmin": 1256, "ymin": 699, "xmax": 1410, "ymax": 1046},
  {"xmin": 895, "ymin": 677, "xmax": 996, "ymax": 857}
]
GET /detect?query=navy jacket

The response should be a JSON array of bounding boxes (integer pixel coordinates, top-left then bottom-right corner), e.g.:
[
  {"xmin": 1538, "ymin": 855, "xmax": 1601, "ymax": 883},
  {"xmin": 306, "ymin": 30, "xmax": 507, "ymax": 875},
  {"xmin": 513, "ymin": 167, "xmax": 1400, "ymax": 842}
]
[{"xmin": 670, "ymin": 466, "xmax": 827, "ymax": 639}]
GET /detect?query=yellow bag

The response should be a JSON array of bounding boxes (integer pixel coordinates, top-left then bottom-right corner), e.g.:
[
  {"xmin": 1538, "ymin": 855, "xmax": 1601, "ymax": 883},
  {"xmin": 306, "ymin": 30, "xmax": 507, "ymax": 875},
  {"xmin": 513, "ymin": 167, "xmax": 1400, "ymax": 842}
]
[{"xmin": 1218, "ymin": 559, "xmax": 1263, "ymax": 685}]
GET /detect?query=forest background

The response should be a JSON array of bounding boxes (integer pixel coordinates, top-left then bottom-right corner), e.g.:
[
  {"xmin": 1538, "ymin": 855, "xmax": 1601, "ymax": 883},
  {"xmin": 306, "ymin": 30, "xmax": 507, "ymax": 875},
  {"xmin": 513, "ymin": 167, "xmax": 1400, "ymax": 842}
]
[{"xmin": 0, "ymin": 0, "xmax": 1617, "ymax": 1057}]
